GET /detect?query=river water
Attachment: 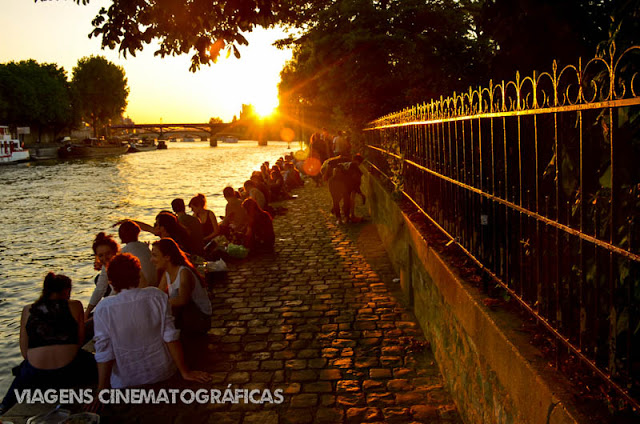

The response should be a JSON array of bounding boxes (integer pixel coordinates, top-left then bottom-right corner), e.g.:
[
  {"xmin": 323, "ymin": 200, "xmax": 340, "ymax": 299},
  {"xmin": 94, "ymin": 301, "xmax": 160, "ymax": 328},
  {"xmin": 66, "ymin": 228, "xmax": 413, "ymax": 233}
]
[{"xmin": 0, "ymin": 140, "xmax": 295, "ymax": 394}]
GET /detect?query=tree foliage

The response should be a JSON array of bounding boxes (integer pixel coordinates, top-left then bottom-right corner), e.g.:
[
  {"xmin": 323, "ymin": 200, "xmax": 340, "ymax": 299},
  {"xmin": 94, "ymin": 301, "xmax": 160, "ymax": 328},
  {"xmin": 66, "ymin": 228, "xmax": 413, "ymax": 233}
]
[
  {"xmin": 279, "ymin": 0, "xmax": 479, "ymax": 130},
  {"xmin": 473, "ymin": 0, "xmax": 615, "ymax": 79},
  {"xmin": 278, "ymin": 0, "xmax": 634, "ymax": 131},
  {"xmin": 0, "ymin": 60, "xmax": 75, "ymax": 138},
  {"xmin": 52, "ymin": 0, "xmax": 331, "ymax": 72},
  {"xmin": 71, "ymin": 56, "xmax": 129, "ymax": 137}
]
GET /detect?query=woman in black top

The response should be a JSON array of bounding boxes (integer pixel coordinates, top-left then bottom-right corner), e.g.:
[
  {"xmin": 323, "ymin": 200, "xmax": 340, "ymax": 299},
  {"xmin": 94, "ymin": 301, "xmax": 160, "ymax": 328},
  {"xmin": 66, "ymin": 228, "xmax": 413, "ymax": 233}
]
[{"xmin": 0, "ymin": 273, "xmax": 96, "ymax": 414}]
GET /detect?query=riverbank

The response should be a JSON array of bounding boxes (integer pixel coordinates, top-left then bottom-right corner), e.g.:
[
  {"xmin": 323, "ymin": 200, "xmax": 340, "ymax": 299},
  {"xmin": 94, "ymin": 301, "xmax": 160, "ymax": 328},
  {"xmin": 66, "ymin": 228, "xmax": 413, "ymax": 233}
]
[{"xmin": 2, "ymin": 178, "xmax": 462, "ymax": 423}]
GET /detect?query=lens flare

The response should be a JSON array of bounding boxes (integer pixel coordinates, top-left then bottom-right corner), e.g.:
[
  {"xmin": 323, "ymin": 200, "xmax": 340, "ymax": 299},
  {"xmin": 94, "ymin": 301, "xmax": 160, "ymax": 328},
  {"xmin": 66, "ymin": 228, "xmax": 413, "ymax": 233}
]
[
  {"xmin": 303, "ymin": 157, "xmax": 322, "ymax": 176},
  {"xmin": 294, "ymin": 149, "xmax": 309, "ymax": 161},
  {"xmin": 280, "ymin": 127, "xmax": 295, "ymax": 142}
]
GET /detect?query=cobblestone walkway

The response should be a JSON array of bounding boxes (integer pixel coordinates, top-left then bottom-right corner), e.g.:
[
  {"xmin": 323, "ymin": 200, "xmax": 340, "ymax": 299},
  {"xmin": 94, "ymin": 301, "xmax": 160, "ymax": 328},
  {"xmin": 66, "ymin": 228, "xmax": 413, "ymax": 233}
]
[
  {"xmin": 6, "ymin": 183, "xmax": 463, "ymax": 424},
  {"xmin": 177, "ymin": 183, "xmax": 463, "ymax": 424}
]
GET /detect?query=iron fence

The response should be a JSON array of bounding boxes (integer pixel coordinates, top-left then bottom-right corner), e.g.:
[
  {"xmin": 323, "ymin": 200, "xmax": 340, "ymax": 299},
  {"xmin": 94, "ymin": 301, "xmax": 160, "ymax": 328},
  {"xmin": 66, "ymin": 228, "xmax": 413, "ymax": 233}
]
[{"xmin": 364, "ymin": 44, "xmax": 640, "ymax": 409}]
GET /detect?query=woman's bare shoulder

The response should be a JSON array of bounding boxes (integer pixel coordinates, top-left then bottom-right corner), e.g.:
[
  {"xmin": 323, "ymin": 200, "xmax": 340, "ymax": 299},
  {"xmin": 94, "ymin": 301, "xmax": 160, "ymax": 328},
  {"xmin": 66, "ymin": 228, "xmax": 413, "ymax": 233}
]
[{"xmin": 68, "ymin": 299, "xmax": 84, "ymax": 310}]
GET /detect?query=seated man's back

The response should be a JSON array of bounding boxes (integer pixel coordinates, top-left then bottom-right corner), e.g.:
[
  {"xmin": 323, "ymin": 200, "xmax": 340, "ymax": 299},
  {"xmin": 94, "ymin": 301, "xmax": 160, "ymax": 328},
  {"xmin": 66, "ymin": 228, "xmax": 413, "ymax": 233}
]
[{"xmin": 94, "ymin": 287, "xmax": 180, "ymax": 388}]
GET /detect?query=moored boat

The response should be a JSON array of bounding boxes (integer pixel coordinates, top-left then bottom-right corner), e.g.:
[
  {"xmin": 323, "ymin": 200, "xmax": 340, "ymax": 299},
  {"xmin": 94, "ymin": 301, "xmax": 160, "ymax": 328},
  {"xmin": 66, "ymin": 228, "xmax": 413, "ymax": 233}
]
[
  {"xmin": 28, "ymin": 145, "xmax": 59, "ymax": 160},
  {"xmin": 58, "ymin": 138, "xmax": 129, "ymax": 159},
  {"xmin": 127, "ymin": 140, "xmax": 157, "ymax": 153},
  {"xmin": 218, "ymin": 135, "xmax": 239, "ymax": 144},
  {"xmin": 0, "ymin": 126, "xmax": 30, "ymax": 164}
]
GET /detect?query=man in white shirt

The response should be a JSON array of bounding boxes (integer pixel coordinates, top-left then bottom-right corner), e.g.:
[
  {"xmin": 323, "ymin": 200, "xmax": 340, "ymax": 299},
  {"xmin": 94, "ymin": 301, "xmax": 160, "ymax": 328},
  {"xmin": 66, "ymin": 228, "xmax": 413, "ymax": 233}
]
[{"xmin": 93, "ymin": 253, "xmax": 209, "ymax": 394}]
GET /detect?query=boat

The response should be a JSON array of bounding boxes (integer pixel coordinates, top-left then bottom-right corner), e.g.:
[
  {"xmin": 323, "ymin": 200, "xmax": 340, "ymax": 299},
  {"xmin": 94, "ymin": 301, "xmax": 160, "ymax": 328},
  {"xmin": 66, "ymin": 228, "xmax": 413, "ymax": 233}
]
[
  {"xmin": 218, "ymin": 135, "xmax": 238, "ymax": 144},
  {"xmin": 58, "ymin": 138, "xmax": 129, "ymax": 159},
  {"xmin": 157, "ymin": 140, "xmax": 168, "ymax": 150},
  {"xmin": 29, "ymin": 145, "xmax": 59, "ymax": 160},
  {"xmin": 209, "ymin": 138, "xmax": 218, "ymax": 147},
  {"xmin": 182, "ymin": 136, "xmax": 198, "ymax": 142},
  {"xmin": 127, "ymin": 139, "xmax": 157, "ymax": 153},
  {"xmin": 0, "ymin": 126, "xmax": 30, "ymax": 164}
]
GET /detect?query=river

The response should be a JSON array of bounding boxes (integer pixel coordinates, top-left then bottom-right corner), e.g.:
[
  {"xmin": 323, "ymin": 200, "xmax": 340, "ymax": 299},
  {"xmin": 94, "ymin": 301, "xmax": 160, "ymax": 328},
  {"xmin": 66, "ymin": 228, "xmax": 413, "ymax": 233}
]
[{"xmin": 0, "ymin": 140, "xmax": 296, "ymax": 395}]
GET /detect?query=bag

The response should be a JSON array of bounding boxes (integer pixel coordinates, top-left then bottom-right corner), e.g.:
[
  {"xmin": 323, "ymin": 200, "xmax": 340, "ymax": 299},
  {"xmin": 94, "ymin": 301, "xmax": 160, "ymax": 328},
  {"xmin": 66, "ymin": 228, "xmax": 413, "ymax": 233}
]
[
  {"xmin": 226, "ymin": 243, "xmax": 249, "ymax": 259},
  {"xmin": 207, "ymin": 259, "xmax": 228, "ymax": 272}
]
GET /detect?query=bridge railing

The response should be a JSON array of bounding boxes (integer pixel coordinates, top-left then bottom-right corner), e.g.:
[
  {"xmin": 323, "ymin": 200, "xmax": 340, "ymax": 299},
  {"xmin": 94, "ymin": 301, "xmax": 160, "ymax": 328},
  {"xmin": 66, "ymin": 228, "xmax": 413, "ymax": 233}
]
[{"xmin": 364, "ymin": 44, "xmax": 640, "ymax": 409}]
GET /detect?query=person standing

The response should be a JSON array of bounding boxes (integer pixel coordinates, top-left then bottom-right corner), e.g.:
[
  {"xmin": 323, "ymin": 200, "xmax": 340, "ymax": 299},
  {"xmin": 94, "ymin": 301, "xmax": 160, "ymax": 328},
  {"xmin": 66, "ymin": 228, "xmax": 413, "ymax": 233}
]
[
  {"xmin": 320, "ymin": 128, "xmax": 331, "ymax": 163},
  {"xmin": 327, "ymin": 154, "xmax": 365, "ymax": 224},
  {"xmin": 333, "ymin": 130, "xmax": 350, "ymax": 156}
]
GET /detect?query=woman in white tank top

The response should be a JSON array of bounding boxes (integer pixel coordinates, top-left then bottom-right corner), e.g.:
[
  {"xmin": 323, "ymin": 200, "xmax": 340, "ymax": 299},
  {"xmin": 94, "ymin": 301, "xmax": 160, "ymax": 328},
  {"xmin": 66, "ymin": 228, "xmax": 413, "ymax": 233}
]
[{"xmin": 151, "ymin": 238, "xmax": 212, "ymax": 334}]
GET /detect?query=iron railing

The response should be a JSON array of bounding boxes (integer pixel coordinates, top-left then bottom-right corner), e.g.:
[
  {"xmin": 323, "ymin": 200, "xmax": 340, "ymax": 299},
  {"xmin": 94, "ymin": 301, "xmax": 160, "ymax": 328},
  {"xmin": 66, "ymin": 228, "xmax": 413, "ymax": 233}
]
[{"xmin": 364, "ymin": 44, "xmax": 640, "ymax": 409}]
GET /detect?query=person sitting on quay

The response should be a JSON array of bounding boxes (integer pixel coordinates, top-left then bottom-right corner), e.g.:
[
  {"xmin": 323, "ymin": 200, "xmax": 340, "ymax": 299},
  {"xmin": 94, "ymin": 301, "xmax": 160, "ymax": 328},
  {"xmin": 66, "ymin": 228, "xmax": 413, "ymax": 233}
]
[
  {"xmin": 242, "ymin": 198, "xmax": 275, "ymax": 253},
  {"xmin": 118, "ymin": 220, "xmax": 157, "ymax": 287},
  {"xmin": 92, "ymin": 253, "xmax": 209, "ymax": 407},
  {"xmin": 115, "ymin": 211, "xmax": 193, "ymax": 255},
  {"xmin": 0, "ymin": 273, "xmax": 97, "ymax": 415},
  {"xmin": 260, "ymin": 162, "xmax": 270, "ymax": 183},
  {"xmin": 250, "ymin": 171, "xmax": 271, "ymax": 204},
  {"xmin": 213, "ymin": 187, "xmax": 249, "ymax": 243},
  {"xmin": 85, "ymin": 232, "xmax": 120, "ymax": 321},
  {"xmin": 268, "ymin": 167, "xmax": 289, "ymax": 201},
  {"xmin": 188, "ymin": 193, "xmax": 219, "ymax": 245},
  {"xmin": 153, "ymin": 239, "xmax": 212, "ymax": 334},
  {"xmin": 243, "ymin": 179, "xmax": 267, "ymax": 210},
  {"xmin": 283, "ymin": 162, "xmax": 304, "ymax": 191},
  {"xmin": 172, "ymin": 198, "xmax": 204, "ymax": 257}
]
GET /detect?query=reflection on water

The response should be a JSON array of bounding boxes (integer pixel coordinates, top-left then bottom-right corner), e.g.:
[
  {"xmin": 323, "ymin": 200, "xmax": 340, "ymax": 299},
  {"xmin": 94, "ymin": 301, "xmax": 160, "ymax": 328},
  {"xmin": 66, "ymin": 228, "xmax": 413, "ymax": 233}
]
[{"xmin": 0, "ymin": 141, "xmax": 292, "ymax": 393}]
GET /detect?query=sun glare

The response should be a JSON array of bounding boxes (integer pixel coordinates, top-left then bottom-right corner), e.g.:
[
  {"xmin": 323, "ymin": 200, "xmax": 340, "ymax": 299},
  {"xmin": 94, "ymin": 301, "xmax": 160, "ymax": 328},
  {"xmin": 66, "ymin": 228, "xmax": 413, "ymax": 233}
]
[{"xmin": 253, "ymin": 97, "xmax": 279, "ymax": 118}]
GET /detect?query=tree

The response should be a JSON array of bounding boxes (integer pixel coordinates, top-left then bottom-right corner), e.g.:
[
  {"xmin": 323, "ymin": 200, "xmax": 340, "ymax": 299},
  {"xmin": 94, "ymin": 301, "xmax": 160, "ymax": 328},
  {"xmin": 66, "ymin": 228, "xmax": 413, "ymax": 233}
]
[
  {"xmin": 71, "ymin": 56, "xmax": 129, "ymax": 137},
  {"xmin": 208, "ymin": 117, "xmax": 223, "ymax": 124},
  {"xmin": 55, "ymin": 0, "xmax": 332, "ymax": 71},
  {"xmin": 278, "ymin": 0, "xmax": 476, "ymax": 130},
  {"xmin": 471, "ymin": 0, "xmax": 616, "ymax": 79},
  {"xmin": 0, "ymin": 60, "xmax": 75, "ymax": 139}
]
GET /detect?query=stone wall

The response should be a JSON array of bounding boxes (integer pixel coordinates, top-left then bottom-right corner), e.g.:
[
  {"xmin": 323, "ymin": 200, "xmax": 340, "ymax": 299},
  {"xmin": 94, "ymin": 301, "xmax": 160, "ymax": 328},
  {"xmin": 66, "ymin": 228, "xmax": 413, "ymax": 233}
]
[{"xmin": 362, "ymin": 169, "xmax": 586, "ymax": 424}]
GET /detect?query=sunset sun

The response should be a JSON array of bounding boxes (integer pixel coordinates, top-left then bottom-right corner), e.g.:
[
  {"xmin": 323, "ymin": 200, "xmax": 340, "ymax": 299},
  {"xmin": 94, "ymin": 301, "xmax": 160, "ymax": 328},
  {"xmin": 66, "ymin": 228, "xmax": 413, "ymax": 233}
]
[{"xmin": 253, "ymin": 100, "xmax": 278, "ymax": 118}]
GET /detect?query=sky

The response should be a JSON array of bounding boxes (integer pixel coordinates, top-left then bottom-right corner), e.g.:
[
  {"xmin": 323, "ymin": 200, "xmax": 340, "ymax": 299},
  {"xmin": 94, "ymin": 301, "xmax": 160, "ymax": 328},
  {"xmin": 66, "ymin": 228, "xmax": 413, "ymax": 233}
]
[{"xmin": 0, "ymin": 0, "xmax": 293, "ymax": 123}]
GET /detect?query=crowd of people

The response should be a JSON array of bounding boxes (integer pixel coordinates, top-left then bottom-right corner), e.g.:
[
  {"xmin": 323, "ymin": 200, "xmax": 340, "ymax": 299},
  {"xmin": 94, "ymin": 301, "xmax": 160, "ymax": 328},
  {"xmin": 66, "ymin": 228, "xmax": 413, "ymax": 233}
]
[{"xmin": 0, "ymin": 128, "xmax": 367, "ymax": 416}]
